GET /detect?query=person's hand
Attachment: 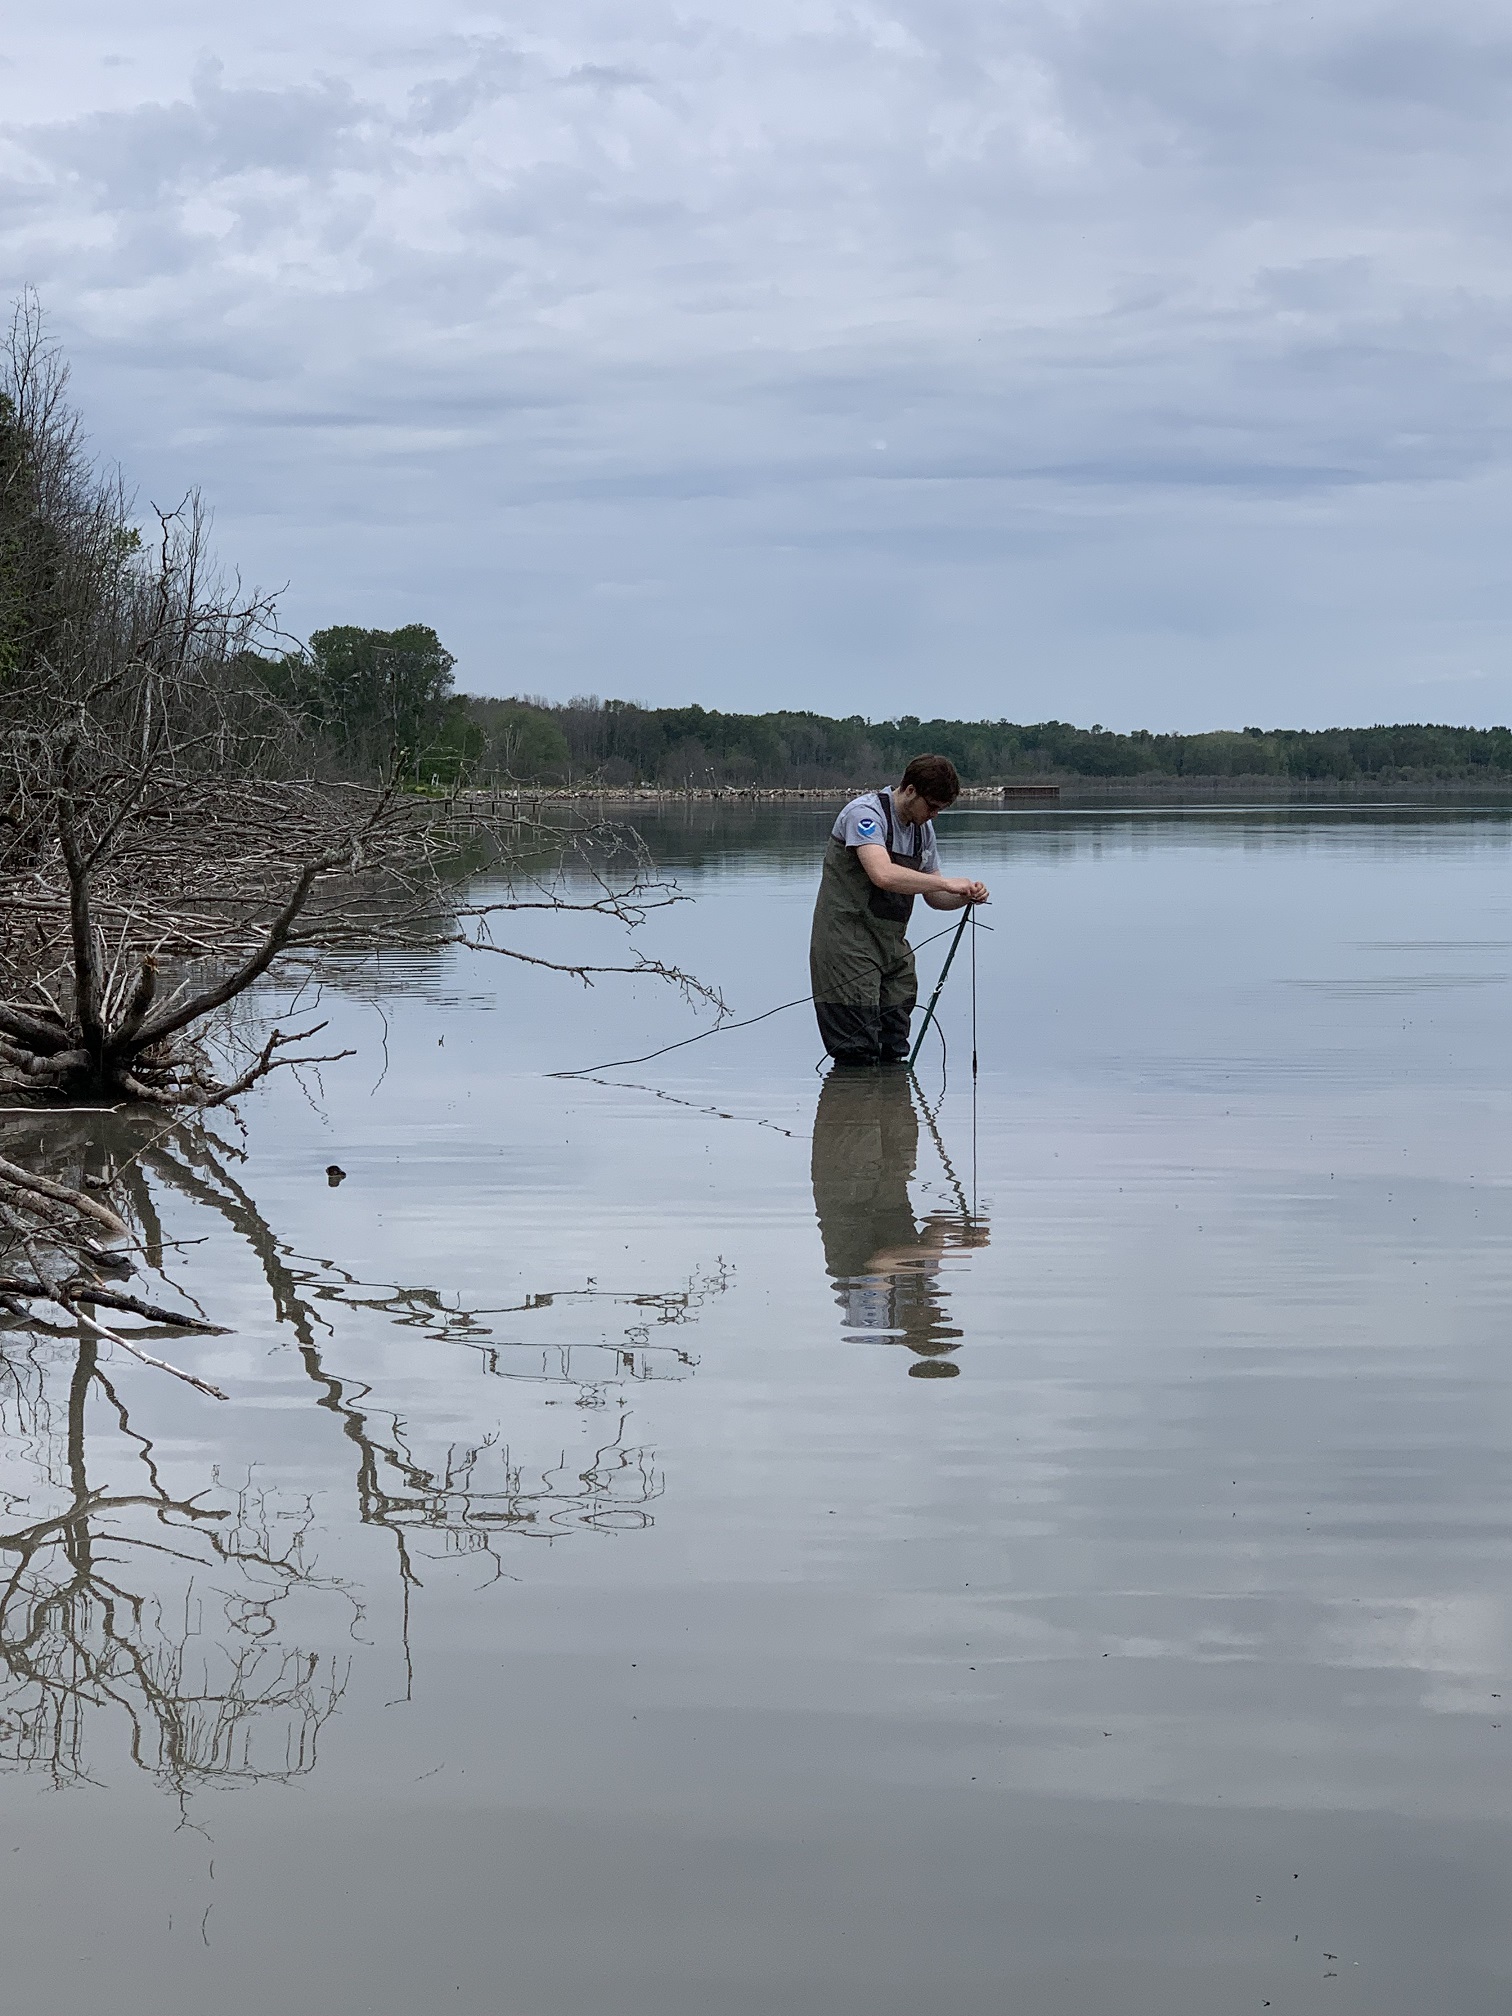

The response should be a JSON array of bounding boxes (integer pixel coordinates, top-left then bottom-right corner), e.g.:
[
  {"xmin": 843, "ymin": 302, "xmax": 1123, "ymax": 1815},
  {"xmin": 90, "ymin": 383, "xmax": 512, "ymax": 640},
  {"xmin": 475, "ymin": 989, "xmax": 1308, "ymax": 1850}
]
[{"xmin": 949, "ymin": 878, "xmax": 989, "ymax": 904}]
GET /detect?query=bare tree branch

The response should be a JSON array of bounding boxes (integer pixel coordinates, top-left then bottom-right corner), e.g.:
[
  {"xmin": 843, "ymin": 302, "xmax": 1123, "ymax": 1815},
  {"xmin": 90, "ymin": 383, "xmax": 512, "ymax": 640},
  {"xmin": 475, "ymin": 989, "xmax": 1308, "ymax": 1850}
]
[
  {"xmin": 0, "ymin": 293, "xmax": 719, "ymax": 1115},
  {"xmin": 131, "ymin": 858, "xmax": 331, "ymax": 1050},
  {"xmin": 55, "ymin": 1299, "xmax": 228, "ymax": 1401}
]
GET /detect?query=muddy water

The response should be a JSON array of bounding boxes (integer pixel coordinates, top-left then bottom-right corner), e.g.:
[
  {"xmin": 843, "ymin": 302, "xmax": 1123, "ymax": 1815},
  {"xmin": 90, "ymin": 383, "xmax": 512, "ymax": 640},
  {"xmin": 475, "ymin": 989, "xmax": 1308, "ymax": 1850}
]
[{"xmin": 2, "ymin": 802, "xmax": 1512, "ymax": 2014}]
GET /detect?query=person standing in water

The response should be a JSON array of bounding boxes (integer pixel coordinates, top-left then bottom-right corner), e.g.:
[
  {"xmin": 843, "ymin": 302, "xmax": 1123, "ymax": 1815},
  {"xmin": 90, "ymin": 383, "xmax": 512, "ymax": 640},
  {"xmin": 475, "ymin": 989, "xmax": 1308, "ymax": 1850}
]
[{"xmin": 809, "ymin": 754, "xmax": 989, "ymax": 1067}]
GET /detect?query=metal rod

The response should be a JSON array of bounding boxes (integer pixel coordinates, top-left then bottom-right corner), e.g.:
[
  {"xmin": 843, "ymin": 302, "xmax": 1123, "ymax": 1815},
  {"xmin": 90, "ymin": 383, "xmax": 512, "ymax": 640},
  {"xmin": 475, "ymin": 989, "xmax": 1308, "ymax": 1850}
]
[
  {"xmin": 908, "ymin": 904, "xmax": 973, "ymax": 1070},
  {"xmin": 970, "ymin": 905, "xmax": 978, "ymax": 1214}
]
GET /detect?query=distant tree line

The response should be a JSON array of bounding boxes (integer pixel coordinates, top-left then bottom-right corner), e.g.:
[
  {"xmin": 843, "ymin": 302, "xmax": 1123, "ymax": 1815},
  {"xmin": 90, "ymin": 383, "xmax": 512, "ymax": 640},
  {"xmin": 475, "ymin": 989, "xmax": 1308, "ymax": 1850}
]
[
  {"xmin": 459, "ymin": 704, "xmax": 1512, "ymax": 788},
  {"xmin": 250, "ymin": 629, "xmax": 1512, "ymax": 789}
]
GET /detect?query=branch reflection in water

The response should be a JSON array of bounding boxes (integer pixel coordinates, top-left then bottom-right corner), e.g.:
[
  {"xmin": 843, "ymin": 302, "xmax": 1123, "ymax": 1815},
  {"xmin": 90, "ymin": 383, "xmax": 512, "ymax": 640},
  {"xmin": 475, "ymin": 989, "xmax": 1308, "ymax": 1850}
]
[
  {"xmin": 0, "ymin": 1112, "xmax": 727, "ymax": 1789},
  {"xmin": 810, "ymin": 1069, "xmax": 989, "ymax": 1377},
  {"xmin": 0, "ymin": 1330, "xmax": 350, "ymax": 1795}
]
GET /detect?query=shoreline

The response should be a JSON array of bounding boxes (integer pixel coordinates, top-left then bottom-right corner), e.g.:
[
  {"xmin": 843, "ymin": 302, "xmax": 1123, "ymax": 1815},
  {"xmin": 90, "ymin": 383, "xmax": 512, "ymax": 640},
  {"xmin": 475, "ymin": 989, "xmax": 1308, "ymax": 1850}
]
[{"xmin": 459, "ymin": 776, "xmax": 1512, "ymax": 808}]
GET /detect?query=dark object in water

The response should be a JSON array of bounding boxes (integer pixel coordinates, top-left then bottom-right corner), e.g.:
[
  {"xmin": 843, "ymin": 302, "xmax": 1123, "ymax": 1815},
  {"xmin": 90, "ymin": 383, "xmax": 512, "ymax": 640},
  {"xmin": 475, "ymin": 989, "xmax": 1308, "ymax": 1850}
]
[
  {"xmin": 908, "ymin": 1359, "xmax": 960, "ymax": 1379},
  {"xmin": 325, "ymin": 1164, "xmax": 347, "ymax": 1187},
  {"xmin": 908, "ymin": 904, "xmax": 973, "ymax": 1070}
]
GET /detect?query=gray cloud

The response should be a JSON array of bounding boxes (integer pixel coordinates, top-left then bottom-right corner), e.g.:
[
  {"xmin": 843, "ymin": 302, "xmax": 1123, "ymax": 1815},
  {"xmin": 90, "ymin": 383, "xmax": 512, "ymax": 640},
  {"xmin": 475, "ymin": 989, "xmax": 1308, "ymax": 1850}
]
[{"xmin": 3, "ymin": 0, "xmax": 1512, "ymax": 725}]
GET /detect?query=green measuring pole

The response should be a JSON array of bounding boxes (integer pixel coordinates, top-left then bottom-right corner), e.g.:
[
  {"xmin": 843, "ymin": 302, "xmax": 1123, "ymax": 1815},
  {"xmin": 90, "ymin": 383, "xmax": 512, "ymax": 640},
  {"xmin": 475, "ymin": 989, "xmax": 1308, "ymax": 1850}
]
[{"xmin": 908, "ymin": 904, "xmax": 973, "ymax": 1071}]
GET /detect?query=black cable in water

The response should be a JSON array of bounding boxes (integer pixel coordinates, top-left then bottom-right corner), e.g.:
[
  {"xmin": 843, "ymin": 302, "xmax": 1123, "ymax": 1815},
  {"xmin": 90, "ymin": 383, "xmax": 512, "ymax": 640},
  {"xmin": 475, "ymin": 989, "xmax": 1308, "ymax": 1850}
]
[
  {"xmin": 912, "ymin": 1072, "xmax": 973, "ymax": 1224},
  {"xmin": 550, "ymin": 991, "xmax": 812, "ymax": 1079},
  {"xmin": 552, "ymin": 918, "xmax": 990, "ymax": 1080}
]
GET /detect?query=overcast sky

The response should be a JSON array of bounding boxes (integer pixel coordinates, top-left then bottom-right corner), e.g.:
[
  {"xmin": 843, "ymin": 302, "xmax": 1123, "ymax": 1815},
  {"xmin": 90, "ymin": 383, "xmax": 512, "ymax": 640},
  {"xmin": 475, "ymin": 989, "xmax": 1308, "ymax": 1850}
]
[{"xmin": 4, "ymin": 2, "xmax": 1511, "ymax": 729}]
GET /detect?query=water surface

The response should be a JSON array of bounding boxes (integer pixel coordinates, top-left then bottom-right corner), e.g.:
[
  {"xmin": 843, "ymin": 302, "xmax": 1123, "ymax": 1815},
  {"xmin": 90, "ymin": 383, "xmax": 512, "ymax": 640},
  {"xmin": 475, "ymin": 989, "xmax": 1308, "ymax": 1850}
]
[{"xmin": 2, "ymin": 802, "xmax": 1511, "ymax": 2014}]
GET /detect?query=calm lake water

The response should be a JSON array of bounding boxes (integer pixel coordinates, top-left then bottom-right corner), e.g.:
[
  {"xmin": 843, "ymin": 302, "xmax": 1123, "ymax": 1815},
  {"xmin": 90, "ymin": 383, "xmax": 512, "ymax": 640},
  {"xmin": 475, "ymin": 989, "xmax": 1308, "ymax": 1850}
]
[{"xmin": 3, "ymin": 801, "xmax": 1512, "ymax": 2014}]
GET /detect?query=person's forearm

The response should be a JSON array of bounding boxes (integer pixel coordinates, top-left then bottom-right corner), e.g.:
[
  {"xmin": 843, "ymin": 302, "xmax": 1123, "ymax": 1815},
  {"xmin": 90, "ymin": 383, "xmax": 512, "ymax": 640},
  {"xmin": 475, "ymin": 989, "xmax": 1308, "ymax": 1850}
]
[
  {"xmin": 854, "ymin": 845, "xmax": 984, "ymax": 906},
  {"xmin": 866, "ymin": 860, "xmax": 945, "ymax": 895}
]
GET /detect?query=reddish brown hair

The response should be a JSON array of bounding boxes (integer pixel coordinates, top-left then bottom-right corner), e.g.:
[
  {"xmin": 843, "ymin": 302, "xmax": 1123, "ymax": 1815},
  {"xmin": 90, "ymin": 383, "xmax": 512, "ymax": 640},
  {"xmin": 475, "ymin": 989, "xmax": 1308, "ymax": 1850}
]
[{"xmin": 900, "ymin": 754, "xmax": 960, "ymax": 807}]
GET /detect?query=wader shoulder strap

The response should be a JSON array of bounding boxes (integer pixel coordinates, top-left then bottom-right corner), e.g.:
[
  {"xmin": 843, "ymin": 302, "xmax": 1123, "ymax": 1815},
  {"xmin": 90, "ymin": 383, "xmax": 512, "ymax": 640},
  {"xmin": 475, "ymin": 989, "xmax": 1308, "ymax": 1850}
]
[
  {"xmin": 868, "ymin": 787, "xmax": 915, "ymax": 928},
  {"xmin": 877, "ymin": 789, "xmax": 897, "ymax": 852}
]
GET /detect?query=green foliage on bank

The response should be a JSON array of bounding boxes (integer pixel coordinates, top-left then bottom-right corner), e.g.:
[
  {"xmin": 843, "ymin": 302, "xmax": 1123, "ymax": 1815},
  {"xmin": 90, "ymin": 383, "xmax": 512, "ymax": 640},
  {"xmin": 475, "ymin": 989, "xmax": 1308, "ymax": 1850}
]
[
  {"xmin": 250, "ymin": 623, "xmax": 486, "ymax": 784},
  {"xmin": 440, "ymin": 697, "xmax": 1512, "ymax": 789},
  {"xmin": 259, "ymin": 622, "xmax": 1512, "ymax": 789}
]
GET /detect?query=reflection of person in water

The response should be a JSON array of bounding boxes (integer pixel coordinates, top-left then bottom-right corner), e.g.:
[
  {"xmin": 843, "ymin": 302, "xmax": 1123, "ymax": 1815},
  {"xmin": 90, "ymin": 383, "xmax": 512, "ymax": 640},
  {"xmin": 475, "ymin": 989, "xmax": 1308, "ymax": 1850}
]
[{"xmin": 810, "ymin": 1067, "xmax": 989, "ymax": 1377}]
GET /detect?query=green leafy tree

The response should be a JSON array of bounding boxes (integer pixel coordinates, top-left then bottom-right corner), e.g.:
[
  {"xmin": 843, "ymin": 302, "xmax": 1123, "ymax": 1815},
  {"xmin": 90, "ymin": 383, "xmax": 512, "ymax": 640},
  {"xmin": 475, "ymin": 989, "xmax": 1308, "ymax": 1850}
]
[
  {"xmin": 411, "ymin": 695, "xmax": 489, "ymax": 791},
  {"xmin": 462, "ymin": 697, "xmax": 571, "ymax": 781},
  {"xmin": 276, "ymin": 624, "xmax": 457, "ymax": 775}
]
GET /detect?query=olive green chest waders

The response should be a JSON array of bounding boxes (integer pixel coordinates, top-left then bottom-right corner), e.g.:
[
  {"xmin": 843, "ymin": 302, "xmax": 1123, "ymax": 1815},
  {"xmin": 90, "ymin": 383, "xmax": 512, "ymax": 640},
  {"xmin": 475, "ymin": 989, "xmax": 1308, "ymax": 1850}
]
[{"xmin": 809, "ymin": 792, "xmax": 923, "ymax": 1065}]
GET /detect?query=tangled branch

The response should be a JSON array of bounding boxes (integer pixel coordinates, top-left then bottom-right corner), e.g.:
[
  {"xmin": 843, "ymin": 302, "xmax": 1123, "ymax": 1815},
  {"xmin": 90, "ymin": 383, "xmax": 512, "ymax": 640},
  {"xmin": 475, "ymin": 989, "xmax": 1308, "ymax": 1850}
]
[{"xmin": 0, "ymin": 294, "xmax": 721, "ymax": 1109}]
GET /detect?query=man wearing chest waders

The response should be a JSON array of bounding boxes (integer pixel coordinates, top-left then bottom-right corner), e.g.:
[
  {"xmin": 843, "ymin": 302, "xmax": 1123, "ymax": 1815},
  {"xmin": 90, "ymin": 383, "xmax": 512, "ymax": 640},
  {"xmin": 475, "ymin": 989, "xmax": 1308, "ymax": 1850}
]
[{"xmin": 810, "ymin": 754, "xmax": 990, "ymax": 1067}]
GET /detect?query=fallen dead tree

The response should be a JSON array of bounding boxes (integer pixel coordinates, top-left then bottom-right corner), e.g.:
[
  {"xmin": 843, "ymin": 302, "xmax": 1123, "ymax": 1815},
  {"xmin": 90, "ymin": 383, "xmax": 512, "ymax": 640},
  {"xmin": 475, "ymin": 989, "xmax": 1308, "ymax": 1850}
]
[
  {"xmin": 0, "ymin": 296, "xmax": 722, "ymax": 1400},
  {"xmin": 0, "ymin": 293, "xmax": 718, "ymax": 1111},
  {"xmin": 0, "ymin": 762, "xmax": 716, "ymax": 1106}
]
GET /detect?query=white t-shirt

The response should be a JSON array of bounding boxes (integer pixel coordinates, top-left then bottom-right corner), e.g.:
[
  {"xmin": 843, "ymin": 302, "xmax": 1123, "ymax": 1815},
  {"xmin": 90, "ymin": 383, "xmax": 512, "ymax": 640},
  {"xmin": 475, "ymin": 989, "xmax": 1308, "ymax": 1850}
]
[{"xmin": 831, "ymin": 790, "xmax": 940, "ymax": 874}]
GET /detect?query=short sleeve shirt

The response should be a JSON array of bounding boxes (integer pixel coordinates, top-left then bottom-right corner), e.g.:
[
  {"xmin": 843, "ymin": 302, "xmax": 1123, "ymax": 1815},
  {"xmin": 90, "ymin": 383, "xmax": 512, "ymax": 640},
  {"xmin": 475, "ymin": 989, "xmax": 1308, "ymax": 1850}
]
[{"xmin": 832, "ymin": 790, "xmax": 940, "ymax": 874}]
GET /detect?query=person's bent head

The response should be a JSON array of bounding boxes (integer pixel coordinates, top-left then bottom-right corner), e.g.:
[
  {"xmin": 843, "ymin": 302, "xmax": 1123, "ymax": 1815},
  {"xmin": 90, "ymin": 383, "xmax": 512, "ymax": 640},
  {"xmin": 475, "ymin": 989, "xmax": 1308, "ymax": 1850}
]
[{"xmin": 896, "ymin": 753, "xmax": 960, "ymax": 822}]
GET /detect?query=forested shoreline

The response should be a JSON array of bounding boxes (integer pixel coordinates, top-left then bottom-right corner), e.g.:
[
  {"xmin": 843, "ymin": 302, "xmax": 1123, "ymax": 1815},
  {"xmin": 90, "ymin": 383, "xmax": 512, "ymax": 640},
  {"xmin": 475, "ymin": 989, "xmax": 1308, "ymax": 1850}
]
[
  {"xmin": 448, "ymin": 701, "xmax": 1512, "ymax": 790},
  {"xmin": 253, "ymin": 631, "xmax": 1512, "ymax": 790}
]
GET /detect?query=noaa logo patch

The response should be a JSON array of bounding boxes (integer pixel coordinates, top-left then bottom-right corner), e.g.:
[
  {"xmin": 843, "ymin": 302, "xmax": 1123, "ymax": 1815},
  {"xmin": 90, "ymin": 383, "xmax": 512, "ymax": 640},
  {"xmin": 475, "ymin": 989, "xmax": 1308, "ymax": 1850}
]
[{"xmin": 857, "ymin": 817, "xmax": 879, "ymax": 834}]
